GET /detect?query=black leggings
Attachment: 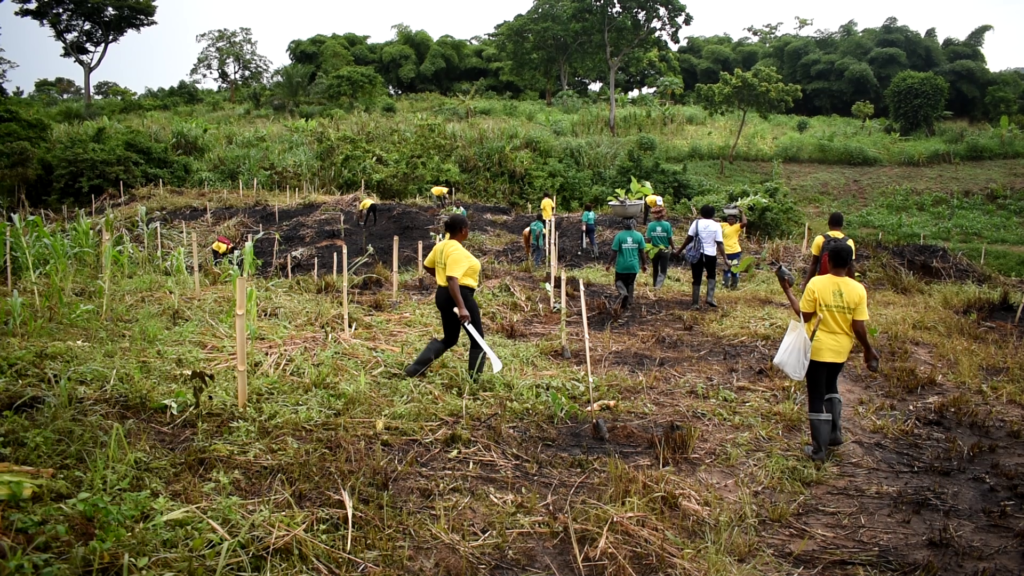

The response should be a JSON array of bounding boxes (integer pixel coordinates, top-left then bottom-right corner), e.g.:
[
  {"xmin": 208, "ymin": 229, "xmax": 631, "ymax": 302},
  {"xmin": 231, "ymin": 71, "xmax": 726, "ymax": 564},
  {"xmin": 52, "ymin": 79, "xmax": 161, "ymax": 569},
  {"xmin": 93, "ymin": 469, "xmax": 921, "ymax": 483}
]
[
  {"xmin": 652, "ymin": 250, "xmax": 669, "ymax": 284},
  {"xmin": 691, "ymin": 254, "xmax": 717, "ymax": 284},
  {"xmin": 806, "ymin": 360, "xmax": 844, "ymax": 413},
  {"xmin": 615, "ymin": 272, "xmax": 637, "ymax": 309},
  {"xmin": 362, "ymin": 204, "xmax": 377, "ymax": 226},
  {"xmin": 436, "ymin": 286, "xmax": 485, "ymax": 375}
]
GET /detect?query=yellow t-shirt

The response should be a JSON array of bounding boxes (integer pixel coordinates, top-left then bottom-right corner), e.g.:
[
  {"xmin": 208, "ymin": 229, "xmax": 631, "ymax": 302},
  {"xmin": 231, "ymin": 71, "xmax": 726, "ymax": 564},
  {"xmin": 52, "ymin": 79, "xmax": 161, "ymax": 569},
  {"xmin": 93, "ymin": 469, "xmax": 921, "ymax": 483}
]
[
  {"xmin": 424, "ymin": 240, "xmax": 481, "ymax": 289},
  {"xmin": 359, "ymin": 199, "xmax": 374, "ymax": 210},
  {"xmin": 811, "ymin": 231, "xmax": 855, "ymax": 259},
  {"xmin": 211, "ymin": 241, "xmax": 230, "ymax": 255},
  {"xmin": 722, "ymin": 222, "xmax": 743, "ymax": 254},
  {"xmin": 645, "ymin": 195, "xmax": 663, "ymax": 208},
  {"xmin": 541, "ymin": 198, "xmax": 555, "ymax": 220},
  {"xmin": 431, "ymin": 186, "xmax": 449, "ymax": 197},
  {"xmin": 800, "ymin": 274, "xmax": 869, "ymax": 363}
]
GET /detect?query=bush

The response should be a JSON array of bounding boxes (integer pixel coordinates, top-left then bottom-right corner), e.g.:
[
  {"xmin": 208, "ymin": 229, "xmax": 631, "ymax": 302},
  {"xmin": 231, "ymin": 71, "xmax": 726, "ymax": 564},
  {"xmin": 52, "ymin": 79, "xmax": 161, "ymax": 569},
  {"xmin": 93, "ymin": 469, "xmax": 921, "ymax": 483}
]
[
  {"xmin": 687, "ymin": 178, "xmax": 801, "ymax": 238},
  {"xmin": 886, "ymin": 71, "xmax": 949, "ymax": 136},
  {"xmin": 796, "ymin": 117, "xmax": 811, "ymax": 133}
]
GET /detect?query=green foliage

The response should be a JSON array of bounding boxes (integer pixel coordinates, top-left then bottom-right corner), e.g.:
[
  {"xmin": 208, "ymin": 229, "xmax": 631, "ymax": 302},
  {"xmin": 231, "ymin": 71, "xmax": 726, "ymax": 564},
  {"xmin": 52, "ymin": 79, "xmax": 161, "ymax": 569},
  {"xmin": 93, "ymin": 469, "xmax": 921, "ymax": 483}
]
[
  {"xmin": 190, "ymin": 28, "xmax": 271, "ymax": 103},
  {"xmin": 313, "ymin": 66, "xmax": 387, "ymax": 110},
  {"xmin": 688, "ymin": 177, "xmax": 801, "ymax": 238},
  {"xmin": 851, "ymin": 101, "xmax": 875, "ymax": 123},
  {"xmin": 795, "ymin": 117, "xmax": 810, "ymax": 133},
  {"xmin": 886, "ymin": 71, "xmax": 949, "ymax": 135}
]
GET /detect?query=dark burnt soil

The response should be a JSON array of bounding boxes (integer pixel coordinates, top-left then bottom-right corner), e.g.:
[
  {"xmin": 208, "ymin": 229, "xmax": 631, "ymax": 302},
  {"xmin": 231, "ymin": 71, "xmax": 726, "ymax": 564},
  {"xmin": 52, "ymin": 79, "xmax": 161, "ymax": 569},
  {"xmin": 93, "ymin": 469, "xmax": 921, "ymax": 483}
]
[
  {"xmin": 884, "ymin": 243, "xmax": 989, "ymax": 283},
  {"xmin": 765, "ymin": 371, "xmax": 1024, "ymax": 576}
]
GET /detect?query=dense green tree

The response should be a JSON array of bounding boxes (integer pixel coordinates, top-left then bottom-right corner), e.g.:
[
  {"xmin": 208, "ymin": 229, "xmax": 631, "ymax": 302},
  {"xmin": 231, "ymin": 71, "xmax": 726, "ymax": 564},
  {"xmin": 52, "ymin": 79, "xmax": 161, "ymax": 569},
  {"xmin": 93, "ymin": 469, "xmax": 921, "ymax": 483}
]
[
  {"xmin": 190, "ymin": 28, "xmax": 271, "ymax": 103},
  {"xmin": 885, "ymin": 70, "xmax": 948, "ymax": 135},
  {"xmin": 985, "ymin": 71, "xmax": 1024, "ymax": 121},
  {"xmin": 851, "ymin": 100, "xmax": 874, "ymax": 123},
  {"xmin": 313, "ymin": 66, "xmax": 386, "ymax": 109},
  {"xmin": 695, "ymin": 66, "xmax": 801, "ymax": 168},
  {"xmin": 271, "ymin": 64, "xmax": 313, "ymax": 113},
  {"xmin": 492, "ymin": 0, "xmax": 586, "ymax": 102},
  {"xmin": 32, "ymin": 77, "xmax": 82, "ymax": 99},
  {"xmin": 12, "ymin": 0, "xmax": 157, "ymax": 105},
  {"xmin": 93, "ymin": 80, "xmax": 134, "ymax": 100}
]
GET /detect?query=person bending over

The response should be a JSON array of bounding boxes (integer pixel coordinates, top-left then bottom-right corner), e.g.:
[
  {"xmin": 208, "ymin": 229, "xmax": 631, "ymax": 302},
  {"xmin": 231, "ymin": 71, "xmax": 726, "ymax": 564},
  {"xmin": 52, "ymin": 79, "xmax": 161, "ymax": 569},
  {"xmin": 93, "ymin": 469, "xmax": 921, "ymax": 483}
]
[
  {"xmin": 529, "ymin": 214, "xmax": 547, "ymax": 268},
  {"xmin": 359, "ymin": 198, "xmax": 377, "ymax": 226},
  {"xmin": 779, "ymin": 243, "xmax": 878, "ymax": 461}
]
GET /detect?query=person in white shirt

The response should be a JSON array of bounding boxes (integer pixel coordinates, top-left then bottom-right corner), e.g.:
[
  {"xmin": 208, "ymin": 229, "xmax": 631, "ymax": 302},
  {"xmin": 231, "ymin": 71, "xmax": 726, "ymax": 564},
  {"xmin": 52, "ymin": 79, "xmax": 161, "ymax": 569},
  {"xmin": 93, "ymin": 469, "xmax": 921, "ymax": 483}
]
[{"xmin": 676, "ymin": 205, "xmax": 728, "ymax": 308}]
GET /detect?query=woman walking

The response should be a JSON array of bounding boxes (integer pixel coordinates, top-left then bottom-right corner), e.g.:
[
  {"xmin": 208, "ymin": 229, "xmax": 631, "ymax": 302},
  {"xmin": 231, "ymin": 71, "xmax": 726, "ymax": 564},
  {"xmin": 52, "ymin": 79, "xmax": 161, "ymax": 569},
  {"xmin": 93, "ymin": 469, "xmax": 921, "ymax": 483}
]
[
  {"xmin": 721, "ymin": 209, "xmax": 747, "ymax": 289},
  {"xmin": 644, "ymin": 205, "xmax": 673, "ymax": 288},
  {"xmin": 581, "ymin": 203, "xmax": 598, "ymax": 256},
  {"xmin": 676, "ymin": 205, "xmax": 727, "ymax": 308},
  {"xmin": 404, "ymin": 215, "xmax": 487, "ymax": 379}
]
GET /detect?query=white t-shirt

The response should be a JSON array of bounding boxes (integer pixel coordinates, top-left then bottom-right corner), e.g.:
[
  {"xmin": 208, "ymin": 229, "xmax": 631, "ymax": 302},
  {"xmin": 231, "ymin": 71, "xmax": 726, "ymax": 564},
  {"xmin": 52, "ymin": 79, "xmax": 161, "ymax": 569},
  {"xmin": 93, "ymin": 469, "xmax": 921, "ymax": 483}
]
[{"xmin": 688, "ymin": 219, "xmax": 724, "ymax": 256}]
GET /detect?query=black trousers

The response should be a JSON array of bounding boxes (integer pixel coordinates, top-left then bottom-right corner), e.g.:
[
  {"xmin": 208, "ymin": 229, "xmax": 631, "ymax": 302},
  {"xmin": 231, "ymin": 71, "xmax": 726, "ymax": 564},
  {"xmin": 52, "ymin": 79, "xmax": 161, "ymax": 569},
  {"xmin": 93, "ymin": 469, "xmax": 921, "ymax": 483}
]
[
  {"xmin": 362, "ymin": 204, "xmax": 377, "ymax": 226},
  {"xmin": 615, "ymin": 272, "xmax": 637, "ymax": 309},
  {"xmin": 652, "ymin": 250, "xmax": 669, "ymax": 284},
  {"xmin": 806, "ymin": 360, "xmax": 844, "ymax": 413},
  {"xmin": 436, "ymin": 286, "xmax": 485, "ymax": 376},
  {"xmin": 690, "ymin": 254, "xmax": 717, "ymax": 284}
]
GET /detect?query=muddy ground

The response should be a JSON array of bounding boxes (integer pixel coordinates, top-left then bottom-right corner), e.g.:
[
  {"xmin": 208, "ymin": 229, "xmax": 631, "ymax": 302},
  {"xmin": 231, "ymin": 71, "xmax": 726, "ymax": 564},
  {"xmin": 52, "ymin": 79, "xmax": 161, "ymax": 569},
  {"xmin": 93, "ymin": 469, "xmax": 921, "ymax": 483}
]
[{"xmin": 157, "ymin": 199, "xmax": 1024, "ymax": 575}]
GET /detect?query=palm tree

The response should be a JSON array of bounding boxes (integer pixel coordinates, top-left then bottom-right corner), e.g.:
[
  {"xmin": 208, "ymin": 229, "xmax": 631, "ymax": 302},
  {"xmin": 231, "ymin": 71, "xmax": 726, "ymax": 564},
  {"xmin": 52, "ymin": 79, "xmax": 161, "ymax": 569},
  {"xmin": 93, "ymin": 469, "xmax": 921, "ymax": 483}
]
[
  {"xmin": 272, "ymin": 64, "xmax": 313, "ymax": 114},
  {"xmin": 656, "ymin": 76, "xmax": 685, "ymax": 105}
]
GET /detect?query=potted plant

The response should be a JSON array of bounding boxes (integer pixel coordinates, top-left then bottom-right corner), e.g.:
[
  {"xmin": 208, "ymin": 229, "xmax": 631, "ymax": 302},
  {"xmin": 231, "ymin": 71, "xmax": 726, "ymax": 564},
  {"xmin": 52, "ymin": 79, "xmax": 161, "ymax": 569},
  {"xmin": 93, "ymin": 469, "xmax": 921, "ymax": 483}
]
[{"xmin": 607, "ymin": 177, "xmax": 651, "ymax": 219}]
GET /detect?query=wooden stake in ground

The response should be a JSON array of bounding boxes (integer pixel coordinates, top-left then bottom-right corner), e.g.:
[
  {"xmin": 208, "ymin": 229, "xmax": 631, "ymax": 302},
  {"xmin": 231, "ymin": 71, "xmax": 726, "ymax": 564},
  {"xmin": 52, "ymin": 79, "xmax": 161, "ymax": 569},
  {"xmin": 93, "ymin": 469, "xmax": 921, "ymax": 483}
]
[
  {"xmin": 392, "ymin": 236, "xmax": 399, "ymax": 301},
  {"xmin": 235, "ymin": 277, "xmax": 248, "ymax": 409},
  {"xmin": 253, "ymin": 178, "xmax": 257, "ymax": 198},
  {"xmin": 920, "ymin": 233, "xmax": 925, "ymax": 245},
  {"xmin": 275, "ymin": 204, "xmax": 279, "ymax": 224},
  {"xmin": 333, "ymin": 252, "xmax": 338, "ymax": 281},
  {"xmin": 314, "ymin": 257, "xmax": 318, "ymax": 281},
  {"xmin": 5, "ymin": 227, "xmax": 10, "ymax": 291},
  {"xmin": 981, "ymin": 245, "xmax": 986, "ymax": 266},
  {"xmin": 192, "ymin": 232, "xmax": 200, "ymax": 293},
  {"xmin": 181, "ymin": 221, "xmax": 186, "ymax": 245},
  {"xmin": 272, "ymin": 236, "xmax": 278, "ymax": 273},
  {"xmin": 560, "ymin": 269, "xmax": 569, "ymax": 359},
  {"xmin": 92, "ymin": 195, "xmax": 95, "ymax": 218},
  {"xmin": 418, "ymin": 241, "xmax": 424, "ymax": 289},
  {"xmin": 120, "ymin": 181, "xmax": 125, "ymax": 203},
  {"xmin": 287, "ymin": 253, "xmax": 292, "ymax": 280},
  {"xmin": 340, "ymin": 214, "xmax": 345, "ymax": 238},
  {"xmin": 579, "ymin": 279, "xmax": 605, "ymax": 440},
  {"xmin": 343, "ymin": 244, "xmax": 350, "ymax": 335},
  {"xmin": 239, "ymin": 180, "xmax": 243, "ymax": 199},
  {"xmin": 802, "ymin": 223, "xmax": 809, "ymax": 253},
  {"xmin": 156, "ymin": 222, "xmax": 162, "ymax": 263},
  {"xmin": 1016, "ymin": 296, "xmax": 1023, "ymax": 326},
  {"xmin": 287, "ymin": 186, "xmax": 290, "ymax": 204},
  {"xmin": 206, "ymin": 202, "xmax": 211, "ymax": 222}
]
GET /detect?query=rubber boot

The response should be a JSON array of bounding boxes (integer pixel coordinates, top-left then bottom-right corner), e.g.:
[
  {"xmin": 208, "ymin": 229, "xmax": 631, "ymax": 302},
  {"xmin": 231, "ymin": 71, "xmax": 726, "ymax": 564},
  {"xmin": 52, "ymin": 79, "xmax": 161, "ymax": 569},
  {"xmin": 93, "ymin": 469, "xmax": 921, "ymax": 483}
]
[
  {"xmin": 706, "ymin": 279, "xmax": 718, "ymax": 308},
  {"xmin": 404, "ymin": 339, "xmax": 447, "ymax": 377},
  {"xmin": 468, "ymin": 346, "xmax": 485, "ymax": 381},
  {"xmin": 691, "ymin": 282, "xmax": 701, "ymax": 309},
  {"xmin": 824, "ymin": 394, "xmax": 843, "ymax": 446},
  {"xmin": 731, "ymin": 274, "xmax": 740, "ymax": 290},
  {"xmin": 804, "ymin": 412, "xmax": 833, "ymax": 462}
]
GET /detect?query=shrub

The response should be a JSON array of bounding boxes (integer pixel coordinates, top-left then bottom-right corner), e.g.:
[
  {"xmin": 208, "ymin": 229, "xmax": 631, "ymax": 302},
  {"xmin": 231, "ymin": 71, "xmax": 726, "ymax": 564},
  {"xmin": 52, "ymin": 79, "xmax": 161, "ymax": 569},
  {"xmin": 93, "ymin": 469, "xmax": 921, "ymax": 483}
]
[
  {"xmin": 886, "ymin": 71, "xmax": 949, "ymax": 136},
  {"xmin": 796, "ymin": 117, "xmax": 811, "ymax": 133}
]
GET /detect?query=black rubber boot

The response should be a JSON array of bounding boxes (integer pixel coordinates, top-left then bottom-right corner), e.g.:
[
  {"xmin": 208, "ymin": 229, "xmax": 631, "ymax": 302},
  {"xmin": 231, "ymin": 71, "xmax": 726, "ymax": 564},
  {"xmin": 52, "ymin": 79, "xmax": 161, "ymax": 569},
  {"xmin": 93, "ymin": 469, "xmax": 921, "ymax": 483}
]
[
  {"xmin": 706, "ymin": 279, "xmax": 718, "ymax": 308},
  {"xmin": 615, "ymin": 280, "xmax": 629, "ymax": 310},
  {"xmin": 824, "ymin": 394, "xmax": 843, "ymax": 446},
  {"xmin": 804, "ymin": 412, "xmax": 833, "ymax": 462},
  {"xmin": 731, "ymin": 275, "xmax": 740, "ymax": 290},
  {"xmin": 468, "ymin": 347, "xmax": 485, "ymax": 381},
  {"xmin": 691, "ymin": 282, "xmax": 701, "ymax": 309},
  {"xmin": 404, "ymin": 339, "xmax": 447, "ymax": 377}
]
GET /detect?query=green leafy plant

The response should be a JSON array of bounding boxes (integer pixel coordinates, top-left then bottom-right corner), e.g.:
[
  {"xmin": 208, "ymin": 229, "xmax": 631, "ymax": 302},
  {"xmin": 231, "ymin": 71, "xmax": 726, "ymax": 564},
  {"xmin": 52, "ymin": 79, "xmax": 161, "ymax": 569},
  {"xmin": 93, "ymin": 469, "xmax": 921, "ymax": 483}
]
[{"xmin": 607, "ymin": 176, "xmax": 653, "ymax": 203}]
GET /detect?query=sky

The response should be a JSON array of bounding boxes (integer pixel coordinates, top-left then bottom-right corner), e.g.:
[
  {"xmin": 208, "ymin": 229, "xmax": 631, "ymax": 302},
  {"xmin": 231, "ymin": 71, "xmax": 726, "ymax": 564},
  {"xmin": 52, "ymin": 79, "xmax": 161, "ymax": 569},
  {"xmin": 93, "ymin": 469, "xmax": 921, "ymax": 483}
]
[{"xmin": 1, "ymin": 0, "xmax": 1022, "ymax": 93}]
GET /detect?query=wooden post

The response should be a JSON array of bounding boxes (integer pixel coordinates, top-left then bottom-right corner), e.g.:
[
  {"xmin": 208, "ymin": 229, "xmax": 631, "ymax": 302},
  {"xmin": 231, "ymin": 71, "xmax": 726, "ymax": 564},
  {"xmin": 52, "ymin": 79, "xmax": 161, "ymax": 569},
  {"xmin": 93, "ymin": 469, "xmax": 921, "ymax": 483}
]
[
  {"xmin": 235, "ymin": 277, "xmax": 248, "ymax": 409},
  {"xmin": 92, "ymin": 195, "xmax": 95, "ymax": 218},
  {"xmin": 343, "ymin": 244, "xmax": 350, "ymax": 335},
  {"xmin": 314, "ymin": 257, "xmax": 318, "ymax": 281},
  {"xmin": 158, "ymin": 179, "xmax": 162, "ymax": 194},
  {"xmin": 550, "ymin": 239, "xmax": 556, "ymax": 310},
  {"xmin": 287, "ymin": 253, "xmax": 292, "ymax": 280},
  {"xmin": 120, "ymin": 181, "xmax": 124, "ymax": 203},
  {"xmin": 156, "ymin": 222, "xmax": 162, "ymax": 263},
  {"xmin": 801, "ymin": 223, "xmax": 809, "ymax": 253},
  {"xmin": 920, "ymin": 233, "xmax": 925, "ymax": 245},
  {"xmin": 287, "ymin": 186, "xmax": 290, "ymax": 204},
  {"xmin": 5, "ymin": 227, "xmax": 10, "ymax": 291},
  {"xmin": 879, "ymin": 231, "xmax": 883, "ymax": 242},
  {"xmin": 182, "ymin": 221, "xmax": 187, "ymax": 245},
  {"xmin": 981, "ymin": 245, "xmax": 986, "ymax": 266},
  {"xmin": 192, "ymin": 232, "xmax": 200, "ymax": 293},
  {"xmin": 272, "ymin": 236, "xmax": 278, "ymax": 273},
  {"xmin": 560, "ymin": 269, "xmax": 569, "ymax": 358},
  {"xmin": 275, "ymin": 204, "xmax": 279, "ymax": 224},
  {"xmin": 392, "ymin": 235, "xmax": 399, "ymax": 300},
  {"xmin": 239, "ymin": 180, "xmax": 243, "ymax": 199},
  {"xmin": 417, "ymin": 241, "xmax": 423, "ymax": 276},
  {"xmin": 253, "ymin": 178, "xmax": 257, "ymax": 197},
  {"xmin": 340, "ymin": 214, "xmax": 344, "ymax": 238},
  {"xmin": 580, "ymin": 279, "xmax": 595, "ymax": 417},
  {"xmin": 333, "ymin": 252, "xmax": 338, "ymax": 281},
  {"xmin": 1016, "ymin": 296, "xmax": 1023, "ymax": 326},
  {"xmin": 206, "ymin": 202, "xmax": 211, "ymax": 222}
]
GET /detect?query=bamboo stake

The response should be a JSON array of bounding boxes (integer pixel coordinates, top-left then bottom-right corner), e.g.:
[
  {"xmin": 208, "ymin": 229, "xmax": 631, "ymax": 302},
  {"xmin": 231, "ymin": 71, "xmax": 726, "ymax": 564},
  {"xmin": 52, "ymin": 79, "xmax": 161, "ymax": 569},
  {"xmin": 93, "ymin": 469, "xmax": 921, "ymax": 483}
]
[
  {"xmin": 239, "ymin": 180, "xmax": 243, "ymax": 199},
  {"xmin": 392, "ymin": 236, "xmax": 399, "ymax": 300},
  {"xmin": 92, "ymin": 195, "xmax": 95, "ymax": 218},
  {"xmin": 1015, "ymin": 296, "xmax": 1023, "ymax": 326},
  {"xmin": 275, "ymin": 204, "xmax": 279, "ymax": 224},
  {"xmin": 343, "ymin": 244, "xmax": 349, "ymax": 335},
  {"xmin": 314, "ymin": 257, "xmax": 318, "ymax": 281},
  {"xmin": 580, "ymin": 279, "xmax": 595, "ymax": 423},
  {"xmin": 981, "ymin": 245, "xmax": 986, "ymax": 265},
  {"xmin": 235, "ymin": 277, "xmax": 248, "ymax": 409},
  {"xmin": 560, "ymin": 269, "xmax": 569, "ymax": 358},
  {"xmin": 340, "ymin": 214, "xmax": 344, "ymax": 238},
  {"xmin": 287, "ymin": 253, "xmax": 292, "ymax": 280},
  {"xmin": 920, "ymin": 233, "xmax": 925, "ymax": 245},
  {"xmin": 879, "ymin": 231, "xmax": 883, "ymax": 242},
  {"xmin": 550, "ymin": 247, "xmax": 556, "ymax": 310},
  {"xmin": 272, "ymin": 236, "xmax": 278, "ymax": 273},
  {"xmin": 120, "ymin": 181, "xmax": 124, "ymax": 203},
  {"xmin": 253, "ymin": 178, "xmax": 257, "ymax": 197},
  {"xmin": 182, "ymin": 221, "xmax": 186, "ymax": 244},
  {"xmin": 206, "ymin": 202, "xmax": 211, "ymax": 222},
  {"xmin": 158, "ymin": 179, "xmax": 162, "ymax": 194},
  {"xmin": 333, "ymin": 252, "xmax": 338, "ymax": 281},
  {"xmin": 418, "ymin": 241, "xmax": 423, "ymax": 276},
  {"xmin": 192, "ymin": 233, "xmax": 200, "ymax": 293},
  {"xmin": 5, "ymin": 227, "xmax": 10, "ymax": 291},
  {"xmin": 156, "ymin": 222, "xmax": 162, "ymax": 263},
  {"xmin": 287, "ymin": 186, "xmax": 290, "ymax": 204},
  {"xmin": 801, "ymin": 223, "xmax": 809, "ymax": 253}
]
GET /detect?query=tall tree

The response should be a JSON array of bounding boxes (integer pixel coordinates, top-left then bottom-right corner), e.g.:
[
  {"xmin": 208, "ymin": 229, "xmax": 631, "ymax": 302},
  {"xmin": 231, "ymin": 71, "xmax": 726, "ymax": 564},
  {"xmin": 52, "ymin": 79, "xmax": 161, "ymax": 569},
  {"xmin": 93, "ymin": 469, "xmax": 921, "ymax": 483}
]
[
  {"xmin": 695, "ymin": 66, "xmax": 801, "ymax": 170},
  {"xmin": 12, "ymin": 0, "xmax": 157, "ymax": 105},
  {"xmin": 885, "ymin": 70, "xmax": 948, "ymax": 135},
  {"xmin": 190, "ymin": 28, "xmax": 271, "ymax": 103},
  {"xmin": 492, "ymin": 0, "xmax": 585, "ymax": 103},
  {"xmin": 585, "ymin": 0, "xmax": 693, "ymax": 135}
]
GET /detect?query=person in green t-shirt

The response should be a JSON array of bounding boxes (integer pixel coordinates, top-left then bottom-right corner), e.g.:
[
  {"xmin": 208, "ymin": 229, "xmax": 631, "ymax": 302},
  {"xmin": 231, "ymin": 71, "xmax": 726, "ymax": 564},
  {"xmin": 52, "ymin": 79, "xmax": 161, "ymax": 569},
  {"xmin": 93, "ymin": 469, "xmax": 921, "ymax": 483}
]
[
  {"xmin": 580, "ymin": 203, "xmax": 598, "ymax": 257},
  {"xmin": 644, "ymin": 205, "xmax": 674, "ymax": 288},
  {"xmin": 605, "ymin": 219, "xmax": 647, "ymax": 311},
  {"xmin": 529, "ymin": 214, "xmax": 547, "ymax": 267}
]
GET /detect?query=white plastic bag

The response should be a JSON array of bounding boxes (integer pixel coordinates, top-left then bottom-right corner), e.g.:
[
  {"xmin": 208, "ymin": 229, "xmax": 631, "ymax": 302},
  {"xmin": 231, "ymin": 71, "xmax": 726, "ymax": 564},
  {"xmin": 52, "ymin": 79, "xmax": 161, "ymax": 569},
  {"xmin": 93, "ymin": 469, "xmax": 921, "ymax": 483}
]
[{"xmin": 773, "ymin": 320, "xmax": 812, "ymax": 380}]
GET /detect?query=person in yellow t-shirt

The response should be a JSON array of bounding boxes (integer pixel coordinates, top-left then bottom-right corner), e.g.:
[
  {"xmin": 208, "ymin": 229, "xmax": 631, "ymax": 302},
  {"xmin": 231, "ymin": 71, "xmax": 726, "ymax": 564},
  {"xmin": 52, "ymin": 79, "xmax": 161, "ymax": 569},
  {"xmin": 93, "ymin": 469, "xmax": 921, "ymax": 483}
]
[
  {"xmin": 643, "ymin": 193, "xmax": 663, "ymax": 225},
  {"xmin": 780, "ymin": 242, "xmax": 878, "ymax": 461},
  {"xmin": 540, "ymin": 193, "xmax": 555, "ymax": 221},
  {"xmin": 721, "ymin": 209, "xmax": 747, "ymax": 289},
  {"xmin": 359, "ymin": 198, "xmax": 377, "ymax": 226},
  {"xmin": 404, "ymin": 214, "xmax": 488, "ymax": 380},
  {"xmin": 431, "ymin": 186, "xmax": 449, "ymax": 208},
  {"xmin": 801, "ymin": 212, "xmax": 856, "ymax": 291}
]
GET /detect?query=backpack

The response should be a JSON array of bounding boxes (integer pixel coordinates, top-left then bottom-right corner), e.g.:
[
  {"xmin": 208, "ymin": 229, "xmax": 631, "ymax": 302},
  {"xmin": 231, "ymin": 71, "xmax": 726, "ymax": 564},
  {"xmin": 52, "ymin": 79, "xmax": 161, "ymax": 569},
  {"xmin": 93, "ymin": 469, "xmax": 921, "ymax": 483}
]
[
  {"xmin": 818, "ymin": 234, "xmax": 850, "ymax": 275},
  {"xmin": 684, "ymin": 221, "xmax": 705, "ymax": 264}
]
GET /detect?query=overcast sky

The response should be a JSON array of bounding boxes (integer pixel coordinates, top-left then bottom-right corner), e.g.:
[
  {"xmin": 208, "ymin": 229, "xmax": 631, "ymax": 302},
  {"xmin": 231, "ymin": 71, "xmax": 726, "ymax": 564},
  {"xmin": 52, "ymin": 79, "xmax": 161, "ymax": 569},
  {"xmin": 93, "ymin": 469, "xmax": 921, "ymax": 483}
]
[{"xmin": 1, "ymin": 0, "xmax": 1021, "ymax": 93}]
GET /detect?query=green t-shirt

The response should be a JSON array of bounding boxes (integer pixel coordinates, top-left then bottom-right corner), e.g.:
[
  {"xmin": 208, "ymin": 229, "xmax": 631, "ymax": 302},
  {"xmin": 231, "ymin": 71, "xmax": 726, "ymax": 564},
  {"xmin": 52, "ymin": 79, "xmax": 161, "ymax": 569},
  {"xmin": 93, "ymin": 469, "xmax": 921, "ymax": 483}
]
[
  {"xmin": 529, "ymin": 220, "xmax": 546, "ymax": 245},
  {"xmin": 582, "ymin": 211, "xmax": 596, "ymax": 225},
  {"xmin": 646, "ymin": 220, "xmax": 673, "ymax": 249},
  {"xmin": 611, "ymin": 230, "xmax": 646, "ymax": 273}
]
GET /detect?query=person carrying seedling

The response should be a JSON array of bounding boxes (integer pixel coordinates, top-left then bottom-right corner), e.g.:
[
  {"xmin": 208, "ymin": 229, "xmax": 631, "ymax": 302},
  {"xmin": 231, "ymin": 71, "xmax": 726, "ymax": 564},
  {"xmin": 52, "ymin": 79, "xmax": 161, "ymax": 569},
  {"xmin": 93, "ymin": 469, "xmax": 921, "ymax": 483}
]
[
  {"xmin": 529, "ymin": 214, "xmax": 547, "ymax": 267},
  {"xmin": 541, "ymin": 193, "xmax": 555, "ymax": 222},
  {"xmin": 211, "ymin": 236, "xmax": 235, "ymax": 263},
  {"xmin": 676, "ymin": 205, "xmax": 728, "ymax": 309},
  {"xmin": 451, "ymin": 199, "xmax": 467, "ymax": 217},
  {"xmin": 721, "ymin": 208, "xmax": 747, "ymax": 289},
  {"xmin": 606, "ymin": 219, "xmax": 647, "ymax": 311},
  {"xmin": 404, "ymin": 214, "xmax": 487, "ymax": 380},
  {"xmin": 778, "ymin": 242, "xmax": 878, "ymax": 461},
  {"xmin": 359, "ymin": 197, "xmax": 378, "ymax": 226},
  {"xmin": 580, "ymin": 203, "xmax": 598, "ymax": 256},
  {"xmin": 643, "ymin": 193, "xmax": 663, "ymax": 225},
  {"xmin": 644, "ymin": 205, "xmax": 673, "ymax": 288},
  {"xmin": 801, "ymin": 212, "xmax": 856, "ymax": 291},
  {"xmin": 432, "ymin": 186, "xmax": 449, "ymax": 208}
]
